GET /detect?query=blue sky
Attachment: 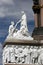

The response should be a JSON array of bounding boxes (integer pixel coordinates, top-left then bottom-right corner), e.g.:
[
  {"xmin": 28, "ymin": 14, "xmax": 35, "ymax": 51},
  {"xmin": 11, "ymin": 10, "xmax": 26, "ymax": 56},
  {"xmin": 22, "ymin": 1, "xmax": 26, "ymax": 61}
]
[{"xmin": 0, "ymin": 0, "xmax": 35, "ymax": 64}]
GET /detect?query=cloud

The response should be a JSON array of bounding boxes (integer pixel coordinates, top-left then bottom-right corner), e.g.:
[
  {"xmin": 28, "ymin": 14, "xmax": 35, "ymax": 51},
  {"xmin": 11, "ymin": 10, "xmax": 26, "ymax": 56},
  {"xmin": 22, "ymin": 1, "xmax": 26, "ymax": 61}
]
[
  {"xmin": 0, "ymin": 0, "xmax": 14, "ymax": 17},
  {"xmin": 0, "ymin": 0, "xmax": 34, "ymax": 20},
  {"xmin": 0, "ymin": 0, "xmax": 14, "ymax": 5},
  {"xmin": 0, "ymin": 0, "xmax": 16, "ymax": 17}
]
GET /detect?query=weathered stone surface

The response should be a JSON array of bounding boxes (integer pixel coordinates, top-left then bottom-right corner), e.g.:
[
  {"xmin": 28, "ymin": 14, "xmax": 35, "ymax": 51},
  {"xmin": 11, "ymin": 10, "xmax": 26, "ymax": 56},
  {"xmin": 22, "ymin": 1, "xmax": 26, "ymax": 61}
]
[{"xmin": 4, "ymin": 63, "xmax": 40, "ymax": 65}]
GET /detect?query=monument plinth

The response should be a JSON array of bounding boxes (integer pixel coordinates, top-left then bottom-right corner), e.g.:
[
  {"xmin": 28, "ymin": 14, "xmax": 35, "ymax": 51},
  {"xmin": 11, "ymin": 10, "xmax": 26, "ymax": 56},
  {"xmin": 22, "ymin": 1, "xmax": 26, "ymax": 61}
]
[
  {"xmin": 3, "ymin": 37, "xmax": 43, "ymax": 65},
  {"xmin": 3, "ymin": 38, "xmax": 43, "ymax": 48}
]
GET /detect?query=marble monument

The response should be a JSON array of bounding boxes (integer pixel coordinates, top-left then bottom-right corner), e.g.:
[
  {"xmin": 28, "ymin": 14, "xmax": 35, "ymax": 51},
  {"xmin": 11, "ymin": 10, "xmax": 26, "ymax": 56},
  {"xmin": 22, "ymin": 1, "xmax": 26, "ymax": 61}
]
[
  {"xmin": 3, "ymin": 0, "xmax": 43, "ymax": 65},
  {"xmin": 7, "ymin": 11, "xmax": 33, "ymax": 40}
]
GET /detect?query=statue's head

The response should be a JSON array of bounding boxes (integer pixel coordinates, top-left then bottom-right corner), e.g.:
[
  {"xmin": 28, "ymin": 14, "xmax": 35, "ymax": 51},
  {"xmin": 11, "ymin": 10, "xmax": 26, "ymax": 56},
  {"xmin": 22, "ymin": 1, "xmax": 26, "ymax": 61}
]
[
  {"xmin": 22, "ymin": 46, "xmax": 25, "ymax": 49},
  {"xmin": 34, "ymin": 46, "xmax": 38, "ymax": 49},
  {"xmin": 26, "ymin": 46, "xmax": 30, "ymax": 49},
  {"xmin": 39, "ymin": 46, "xmax": 42, "ymax": 49},
  {"xmin": 11, "ymin": 21, "xmax": 14, "ymax": 25},
  {"xmin": 30, "ymin": 46, "xmax": 33, "ymax": 49},
  {"xmin": 21, "ymin": 11, "xmax": 25, "ymax": 15},
  {"xmin": 16, "ymin": 46, "xmax": 18, "ymax": 49}
]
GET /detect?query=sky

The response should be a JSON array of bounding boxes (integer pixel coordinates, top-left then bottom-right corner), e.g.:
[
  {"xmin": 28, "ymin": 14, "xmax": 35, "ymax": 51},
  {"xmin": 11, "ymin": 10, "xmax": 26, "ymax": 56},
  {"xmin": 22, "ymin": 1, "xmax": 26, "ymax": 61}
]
[{"xmin": 0, "ymin": 0, "xmax": 35, "ymax": 64}]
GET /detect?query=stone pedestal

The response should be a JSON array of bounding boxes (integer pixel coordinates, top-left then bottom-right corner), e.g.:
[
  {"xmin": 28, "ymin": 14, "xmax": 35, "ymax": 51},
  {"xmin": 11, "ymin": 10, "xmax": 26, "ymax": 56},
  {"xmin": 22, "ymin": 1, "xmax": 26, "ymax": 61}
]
[
  {"xmin": 3, "ymin": 38, "xmax": 43, "ymax": 47},
  {"xmin": 3, "ymin": 38, "xmax": 43, "ymax": 65}
]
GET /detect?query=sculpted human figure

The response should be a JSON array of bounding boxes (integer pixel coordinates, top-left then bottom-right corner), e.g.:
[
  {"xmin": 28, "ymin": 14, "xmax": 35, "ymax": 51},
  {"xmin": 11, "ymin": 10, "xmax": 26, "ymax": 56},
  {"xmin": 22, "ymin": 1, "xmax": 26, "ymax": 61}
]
[
  {"xmin": 7, "ymin": 21, "xmax": 18, "ymax": 38},
  {"xmin": 8, "ymin": 21, "xmax": 15, "ymax": 36},
  {"xmin": 30, "ymin": 46, "xmax": 34, "ymax": 64},
  {"xmin": 4, "ymin": 45, "xmax": 16, "ymax": 63},
  {"xmin": 11, "ymin": 46, "xmax": 15, "ymax": 63},
  {"xmin": 38, "ymin": 53, "xmax": 43, "ymax": 64},
  {"xmin": 25, "ymin": 46, "xmax": 30, "ymax": 64},
  {"xmin": 32, "ymin": 46, "xmax": 38, "ymax": 64},
  {"xmin": 17, "ymin": 46, "xmax": 24, "ymax": 64},
  {"xmin": 3, "ymin": 47, "xmax": 11, "ymax": 63},
  {"xmin": 20, "ymin": 11, "xmax": 29, "ymax": 36},
  {"xmin": 31, "ymin": 46, "xmax": 38, "ymax": 64},
  {"xmin": 13, "ymin": 11, "xmax": 29, "ymax": 37},
  {"xmin": 20, "ymin": 46, "xmax": 25, "ymax": 63},
  {"xmin": 7, "ymin": 10, "xmax": 33, "ymax": 40},
  {"xmin": 14, "ymin": 46, "xmax": 20, "ymax": 64},
  {"xmin": 3, "ymin": 50, "xmax": 7, "ymax": 63},
  {"xmin": 38, "ymin": 46, "xmax": 43, "ymax": 64}
]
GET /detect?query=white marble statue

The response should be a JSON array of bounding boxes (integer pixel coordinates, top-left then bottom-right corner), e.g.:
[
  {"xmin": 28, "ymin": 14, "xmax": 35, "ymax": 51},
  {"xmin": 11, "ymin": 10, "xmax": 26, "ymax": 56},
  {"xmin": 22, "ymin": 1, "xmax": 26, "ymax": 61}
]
[
  {"xmin": 13, "ymin": 11, "xmax": 33, "ymax": 40},
  {"xmin": 7, "ymin": 11, "xmax": 33, "ymax": 40},
  {"xmin": 13, "ymin": 11, "xmax": 29, "ymax": 37},
  {"xmin": 8, "ymin": 21, "xmax": 15, "ymax": 36},
  {"xmin": 20, "ymin": 11, "xmax": 28, "ymax": 35}
]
